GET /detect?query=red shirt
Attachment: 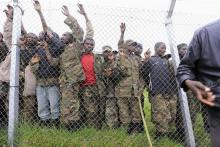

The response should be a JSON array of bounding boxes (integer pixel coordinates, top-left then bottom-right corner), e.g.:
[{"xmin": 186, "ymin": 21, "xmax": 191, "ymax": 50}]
[{"xmin": 81, "ymin": 53, "xmax": 96, "ymax": 86}]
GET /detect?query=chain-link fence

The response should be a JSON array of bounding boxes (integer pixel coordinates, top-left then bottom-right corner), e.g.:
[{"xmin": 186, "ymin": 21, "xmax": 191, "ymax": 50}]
[{"xmin": 0, "ymin": 0, "xmax": 218, "ymax": 146}]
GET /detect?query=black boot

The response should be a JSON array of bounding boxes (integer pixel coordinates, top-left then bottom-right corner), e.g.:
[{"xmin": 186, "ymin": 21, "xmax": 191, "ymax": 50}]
[
  {"xmin": 39, "ymin": 120, "xmax": 51, "ymax": 127},
  {"xmin": 66, "ymin": 121, "xmax": 82, "ymax": 132},
  {"xmin": 51, "ymin": 118, "xmax": 60, "ymax": 129},
  {"xmin": 136, "ymin": 122, "xmax": 144, "ymax": 133},
  {"xmin": 127, "ymin": 123, "xmax": 135, "ymax": 134},
  {"xmin": 128, "ymin": 123, "xmax": 144, "ymax": 134},
  {"xmin": 154, "ymin": 131, "xmax": 166, "ymax": 140}
]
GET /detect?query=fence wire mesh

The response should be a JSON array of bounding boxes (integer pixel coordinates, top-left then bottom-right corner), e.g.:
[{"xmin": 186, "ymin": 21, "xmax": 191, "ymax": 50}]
[{"xmin": 0, "ymin": 0, "xmax": 217, "ymax": 146}]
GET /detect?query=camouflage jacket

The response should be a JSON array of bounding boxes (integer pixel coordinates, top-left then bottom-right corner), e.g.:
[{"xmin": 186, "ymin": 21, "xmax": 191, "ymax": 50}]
[
  {"xmin": 59, "ymin": 43, "xmax": 84, "ymax": 85},
  {"xmin": 59, "ymin": 15, "xmax": 94, "ymax": 85},
  {"xmin": 134, "ymin": 55, "xmax": 146, "ymax": 97},
  {"xmin": 101, "ymin": 60, "xmax": 121, "ymax": 97},
  {"xmin": 115, "ymin": 54, "xmax": 140, "ymax": 97},
  {"xmin": 59, "ymin": 15, "xmax": 85, "ymax": 85}
]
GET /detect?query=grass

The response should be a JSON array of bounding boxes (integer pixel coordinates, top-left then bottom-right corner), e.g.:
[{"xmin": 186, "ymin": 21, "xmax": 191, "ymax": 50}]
[
  {"xmin": 13, "ymin": 123, "xmax": 183, "ymax": 147},
  {"xmin": 0, "ymin": 91, "xmax": 210, "ymax": 147}
]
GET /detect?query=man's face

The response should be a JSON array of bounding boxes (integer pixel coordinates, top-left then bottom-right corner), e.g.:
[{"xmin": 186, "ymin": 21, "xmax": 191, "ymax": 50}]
[
  {"xmin": 127, "ymin": 42, "xmax": 137, "ymax": 53},
  {"xmin": 26, "ymin": 33, "xmax": 38, "ymax": 47},
  {"xmin": 107, "ymin": 52, "xmax": 114, "ymax": 61},
  {"xmin": 178, "ymin": 46, "xmax": 187, "ymax": 58},
  {"xmin": 135, "ymin": 46, "xmax": 143, "ymax": 56},
  {"xmin": 156, "ymin": 43, "xmax": 166, "ymax": 57},
  {"xmin": 83, "ymin": 39, "xmax": 95, "ymax": 52},
  {"xmin": 38, "ymin": 32, "xmax": 45, "ymax": 41},
  {"xmin": 61, "ymin": 33, "xmax": 69, "ymax": 44},
  {"xmin": 103, "ymin": 51, "xmax": 109, "ymax": 58}
]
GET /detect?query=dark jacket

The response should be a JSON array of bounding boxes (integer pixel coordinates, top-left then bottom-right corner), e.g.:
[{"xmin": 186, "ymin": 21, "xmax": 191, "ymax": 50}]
[
  {"xmin": 36, "ymin": 48, "xmax": 60, "ymax": 79},
  {"xmin": 142, "ymin": 55, "xmax": 177, "ymax": 96},
  {"xmin": 177, "ymin": 19, "xmax": 220, "ymax": 100},
  {"xmin": 20, "ymin": 48, "xmax": 37, "ymax": 71},
  {"xmin": 48, "ymin": 34, "xmax": 64, "ymax": 58}
]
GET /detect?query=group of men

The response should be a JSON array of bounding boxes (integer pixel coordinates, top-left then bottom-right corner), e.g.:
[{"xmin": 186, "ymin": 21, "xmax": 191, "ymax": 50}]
[
  {"xmin": 1, "ymin": 1, "xmax": 218, "ymax": 146},
  {"xmin": 0, "ymin": 1, "xmax": 146, "ymax": 135}
]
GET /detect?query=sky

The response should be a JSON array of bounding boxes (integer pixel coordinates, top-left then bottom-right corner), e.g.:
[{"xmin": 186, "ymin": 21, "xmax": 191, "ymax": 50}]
[{"xmin": 0, "ymin": 0, "xmax": 219, "ymax": 54}]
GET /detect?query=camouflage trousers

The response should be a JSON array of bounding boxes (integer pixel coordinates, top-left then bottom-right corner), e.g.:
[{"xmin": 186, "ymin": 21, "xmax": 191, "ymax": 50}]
[
  {"xmin": 79, "ymin": 84, "xmax": 101, "ymax": 129},
  {"xmin": 0, "ymin": 81, "xmax": 9, "ymax": 125},
  {"xmin": 20, "ymin": 95, "xmax": 37, "ymax": 122},
  {"xmin": 117, "ymin": 89, "xmax": 142, "ymax": 125},
  {"xmin": 105, "ymin": 97, "xmax": 119, "ymax": 128},
  {"xmin": 151, "ymin": 94, "xmax": 177, "ymax": 133},
  {"xmin": 0, "ymin": 80, "xmax": 37, "ymax": 124},
  {"xmin": 60, "ymin": 83, "xmax": 80, "ymax": 125},
  {"xmin": 19, "ymin": 79, "xmax": 37, "ymax": 122}
]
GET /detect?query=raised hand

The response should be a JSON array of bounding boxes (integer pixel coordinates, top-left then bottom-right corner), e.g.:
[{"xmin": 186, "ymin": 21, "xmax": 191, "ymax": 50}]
[
  {"xmin": 105, "ymin": 68, "xmax": 113, "ymax": 76},
  {"xmin": 62, "ymin": 5, "xmax": 70, "ymax": 16},
  {"xmin": 119, "ymin": 48, "xmax": 125, "ymax": 57},
  {"xmin": 120, "ymin": 23, "xmax": 126, "ymax": 34},
  {"xmin": 3, "ymin": 4, "xmax": 13, "ymax": 19},
  {"xmin": 77, "ymin": 3, "xmax": 86, "ymax": 16},
  {"xmin": 33, "ymin": 0, "xmax": 41, "ymax": 12},
  {"xmin": 144, "ymin": 48, "xmax": 151, "ymax": 60},
  {"xmin": 38, "ymin": 41, "xmax": 48, "ymax": 50}
]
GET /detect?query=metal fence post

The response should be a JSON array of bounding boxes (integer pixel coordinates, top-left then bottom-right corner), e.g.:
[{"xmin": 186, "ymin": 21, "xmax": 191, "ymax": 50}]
[
  {"xmin": 165, "ymin": 0, "xmax": 196, "ymax": 147},
  {"xmin": 8, "ymin": 0, "xmax": 22, "ymax": 146}
]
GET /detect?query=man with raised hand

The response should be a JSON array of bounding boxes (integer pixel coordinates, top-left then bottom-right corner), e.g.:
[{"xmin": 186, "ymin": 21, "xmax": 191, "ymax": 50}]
[{"xmin": 59, "ymin": 3, "xmax": 96, "ymax": 131}]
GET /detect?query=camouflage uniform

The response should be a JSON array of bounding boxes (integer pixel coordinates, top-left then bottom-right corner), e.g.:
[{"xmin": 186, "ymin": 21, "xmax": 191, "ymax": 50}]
[
  {"xmin": 101, "ymin": 59, "xmax": 119, "ymax": 128},
  {"xmin": 59, "ymin": 15, "xmax": 85, "ymax": 126},
  {"xmin": 135, "ymin": 55, "xmax": 146, "ymax": 114},
  {"xmin": 115, "ymin": 53, "xmax": 142, "ymax": 126},
  {"xmin": 79, "ymin": 54, "xmax": 105, "ymax": 129},
  {"xmin": 151, "ymin": 94, "xmax": 177, "ymax": 133},
  {"xmin": 59, "ymin": 42, "xmax": 83, "ymax": 126}
]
